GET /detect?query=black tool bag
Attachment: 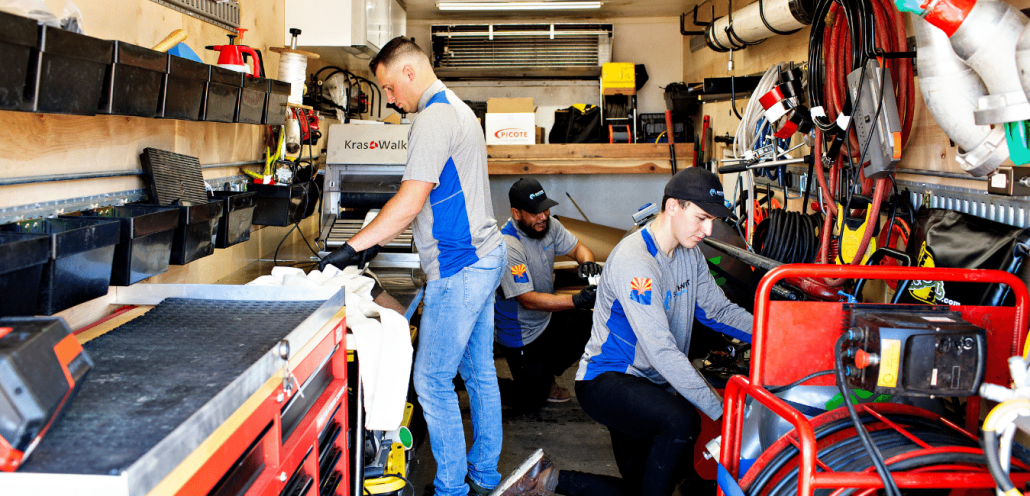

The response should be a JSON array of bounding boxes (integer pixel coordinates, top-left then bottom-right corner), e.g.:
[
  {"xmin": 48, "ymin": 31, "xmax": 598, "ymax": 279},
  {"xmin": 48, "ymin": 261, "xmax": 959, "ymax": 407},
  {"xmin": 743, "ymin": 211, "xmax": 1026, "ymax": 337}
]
[
  {"xmin": 897, "ymin": 208, "xmax": 1030, "ymax": 306},
  {"xmin": 548, "ymin": 105, "xmax": 601, "ymax": 144}
]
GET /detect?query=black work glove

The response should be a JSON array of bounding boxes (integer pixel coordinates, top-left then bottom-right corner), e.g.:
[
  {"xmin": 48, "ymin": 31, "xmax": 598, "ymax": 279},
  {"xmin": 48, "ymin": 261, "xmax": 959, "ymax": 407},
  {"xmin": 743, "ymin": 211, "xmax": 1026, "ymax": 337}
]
[
  {"xmin": 572, "ymin": 285, "xmax": 597, "ymax": 310},
  {"xmin": 577, "ymin": 261, "xmax": 602, "ymax": 280},
  {"xmin": 318, "ymin": 243, "xmax": 382, "ymax": 271}
]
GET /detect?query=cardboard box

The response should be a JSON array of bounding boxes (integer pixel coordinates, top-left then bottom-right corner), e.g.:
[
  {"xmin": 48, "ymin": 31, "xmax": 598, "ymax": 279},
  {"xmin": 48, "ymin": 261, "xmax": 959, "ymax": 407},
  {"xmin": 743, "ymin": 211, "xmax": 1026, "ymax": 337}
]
[
  {"xmin": 536, "ymin": 126, "xmax": 544, "ymax": 144},
  {"xmin": 486, "ymin": 97, "xmax": 536, "ymax": 145}
]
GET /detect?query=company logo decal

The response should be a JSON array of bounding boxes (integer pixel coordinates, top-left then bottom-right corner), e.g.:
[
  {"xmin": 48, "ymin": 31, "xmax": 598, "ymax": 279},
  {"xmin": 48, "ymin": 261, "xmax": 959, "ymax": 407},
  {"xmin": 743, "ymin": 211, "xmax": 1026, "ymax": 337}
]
[
  {"xmin": 341, "ymin": 140, "xmax": 407, "ymax": 150},
  {"xmin": 494, "ymin": 128, "xmax": 530, "ymax": 139}
]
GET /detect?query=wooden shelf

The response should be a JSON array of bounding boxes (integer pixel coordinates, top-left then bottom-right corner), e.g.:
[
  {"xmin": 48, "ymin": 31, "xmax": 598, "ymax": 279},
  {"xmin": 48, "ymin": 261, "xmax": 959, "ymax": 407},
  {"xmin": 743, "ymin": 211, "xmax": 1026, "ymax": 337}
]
[{"xmin": 487, "ymin": 143, "xmax": 694, "ymax": 175}]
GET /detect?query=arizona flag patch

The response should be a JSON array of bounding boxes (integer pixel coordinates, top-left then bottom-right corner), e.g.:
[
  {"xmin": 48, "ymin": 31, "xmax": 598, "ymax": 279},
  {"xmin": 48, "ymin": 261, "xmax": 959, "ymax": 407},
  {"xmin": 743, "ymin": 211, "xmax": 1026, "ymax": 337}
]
[
  {"xmin": 511, "ymin": 264, "xmax": 529, "ymax": 283},
  {"xmin": 630, "ymin": 277, "xmax": 652, "ymax": 305}
]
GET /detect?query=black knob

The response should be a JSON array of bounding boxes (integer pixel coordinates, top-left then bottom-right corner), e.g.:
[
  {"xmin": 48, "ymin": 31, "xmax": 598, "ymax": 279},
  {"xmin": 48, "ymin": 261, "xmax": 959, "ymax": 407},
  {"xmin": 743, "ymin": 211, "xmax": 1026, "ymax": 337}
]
[{"xmin": 290, "ymin": 28, "xmax": 302, "ymax": 37}]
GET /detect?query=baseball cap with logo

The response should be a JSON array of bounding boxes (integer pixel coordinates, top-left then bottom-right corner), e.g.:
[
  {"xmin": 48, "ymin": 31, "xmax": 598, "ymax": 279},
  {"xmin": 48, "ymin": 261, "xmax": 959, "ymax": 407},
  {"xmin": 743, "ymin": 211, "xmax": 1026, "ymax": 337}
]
[
  {"xmin": 663, "ymin": 167, "xmax": 732, "ymax": 218},
  {"xmin": 509, "ymin": 178, "xmax": 559, "ymax": 214}
]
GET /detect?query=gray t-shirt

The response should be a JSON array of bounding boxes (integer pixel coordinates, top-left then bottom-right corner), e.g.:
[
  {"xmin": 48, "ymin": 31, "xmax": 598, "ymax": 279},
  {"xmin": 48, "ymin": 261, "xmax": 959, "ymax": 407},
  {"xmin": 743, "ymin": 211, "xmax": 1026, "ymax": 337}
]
[
  {"xmin": 494, "ymin": 217, "xmax": 580, "ymax": 347},
  {"xmin": 402, "ymin": 80, "xmax": 502, "ymax": 281},
  {"xmin": 576, "ymin": 222, "xmax": 753, "ymax": 420}
]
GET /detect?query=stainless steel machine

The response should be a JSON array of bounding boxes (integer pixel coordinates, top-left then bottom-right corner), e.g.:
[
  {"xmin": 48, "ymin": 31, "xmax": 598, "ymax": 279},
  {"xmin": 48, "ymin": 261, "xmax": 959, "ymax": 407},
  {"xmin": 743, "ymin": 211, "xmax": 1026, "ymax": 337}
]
[{"xmin": 320, "ymin": 123, "xmax": 423, "ymax": 275}]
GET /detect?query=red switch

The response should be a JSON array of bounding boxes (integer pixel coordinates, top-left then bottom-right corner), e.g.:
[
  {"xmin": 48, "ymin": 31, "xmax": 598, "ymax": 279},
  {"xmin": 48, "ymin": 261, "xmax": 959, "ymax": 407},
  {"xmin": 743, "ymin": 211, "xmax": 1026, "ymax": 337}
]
[{"xmin": 855, "ymin": 349, "xmax": 879, "ymax": 369}]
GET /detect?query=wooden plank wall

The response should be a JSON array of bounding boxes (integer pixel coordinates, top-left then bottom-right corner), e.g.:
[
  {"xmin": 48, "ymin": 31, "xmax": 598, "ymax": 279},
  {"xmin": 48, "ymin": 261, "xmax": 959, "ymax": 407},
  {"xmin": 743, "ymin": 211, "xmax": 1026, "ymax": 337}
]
[
  {"xmin": 0, "ymin": 0, "xmax": 338, "ymax": 327},
  {"xmin": 681, "ymin": 0, "xmax": 1029, "ymax": 197}
]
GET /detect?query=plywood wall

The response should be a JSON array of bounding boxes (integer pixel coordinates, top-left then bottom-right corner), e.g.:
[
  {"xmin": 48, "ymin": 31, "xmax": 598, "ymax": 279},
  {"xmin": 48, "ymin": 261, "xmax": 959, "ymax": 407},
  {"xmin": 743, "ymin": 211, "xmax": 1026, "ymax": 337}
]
[{"xmin": 681, "ymin": 0, "xmax": 1029, "ymax": 193}]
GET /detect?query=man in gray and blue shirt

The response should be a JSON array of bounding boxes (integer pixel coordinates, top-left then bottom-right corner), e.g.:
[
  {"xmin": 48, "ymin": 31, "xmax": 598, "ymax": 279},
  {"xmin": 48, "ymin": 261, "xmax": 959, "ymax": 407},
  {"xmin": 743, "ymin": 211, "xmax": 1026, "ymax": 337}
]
[
  {"xmin": 320, "ymin": 37, "xmax": 505, "ymax": 496},
  {"xmin": 495, "ymin": 178, "xmax": 599, "ymax": 409},
  {"xmin": 551, "ymin": 167, "xmax": 753, "ymax": 496}
]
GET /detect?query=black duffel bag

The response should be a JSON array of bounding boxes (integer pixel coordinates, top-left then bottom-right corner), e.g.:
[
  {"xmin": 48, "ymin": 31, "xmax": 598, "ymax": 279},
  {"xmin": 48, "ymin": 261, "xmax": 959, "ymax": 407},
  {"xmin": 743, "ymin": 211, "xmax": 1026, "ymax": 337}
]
[
  {"xmin": 897, "ymin": 208, "xmax": 1030, "ymax": 306},
  {"xmin": 549, "ymin": 104, "xmax": 601, "ymax": 144}
]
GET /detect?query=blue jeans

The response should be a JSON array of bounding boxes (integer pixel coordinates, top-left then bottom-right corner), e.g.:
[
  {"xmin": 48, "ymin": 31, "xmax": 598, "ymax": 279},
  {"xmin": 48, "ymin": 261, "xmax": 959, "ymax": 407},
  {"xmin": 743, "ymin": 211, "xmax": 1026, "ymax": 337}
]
[{"xmin": 414, "ymin": 242, "xmax": 506, "ymax": 496}]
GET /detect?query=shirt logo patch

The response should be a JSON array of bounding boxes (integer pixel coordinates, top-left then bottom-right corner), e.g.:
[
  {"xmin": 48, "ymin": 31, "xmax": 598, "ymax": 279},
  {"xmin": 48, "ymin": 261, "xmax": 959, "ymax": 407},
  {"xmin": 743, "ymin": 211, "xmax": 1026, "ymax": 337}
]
[
  {"xmin": 630, "ymin": 277, "xmax": 652, "ymax": 305},
  {"xmin": 511, "ymin": 264, "xmax": 529, "ymax": 283}
]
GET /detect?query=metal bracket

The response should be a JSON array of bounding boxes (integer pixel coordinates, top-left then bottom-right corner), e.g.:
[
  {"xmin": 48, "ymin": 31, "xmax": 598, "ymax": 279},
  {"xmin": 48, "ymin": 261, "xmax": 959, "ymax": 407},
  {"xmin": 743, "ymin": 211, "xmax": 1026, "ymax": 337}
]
[
  {"xmin": 149, "ymin": 0, "xmax": 240, "ymax": 32},
  {"xmin": 0, "ymin": 189, "xmax": 148, "ymax": 225}
]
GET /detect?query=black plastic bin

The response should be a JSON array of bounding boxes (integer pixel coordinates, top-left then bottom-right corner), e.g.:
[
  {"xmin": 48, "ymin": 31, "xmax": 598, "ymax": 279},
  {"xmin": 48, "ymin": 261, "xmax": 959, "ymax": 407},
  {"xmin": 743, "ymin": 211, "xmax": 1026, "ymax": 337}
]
[
  {"xmin": 0, "ymin": 218, "xmax": 121, "ymax": 316},
  {"xmin": 0, "ymin": 10, "xmax": 40, "ymax": 111},
  {"xmin": 264, "ymin": 79, "xmax": 291, "ymax": 125},
  {"xmin": 0, "ymin": 232, "xmax": 51, "ymax": 317},
  {"xmin": 159, "ymin": 201, "xmax": 223, "ymax": 265},
  {"xmin": 204, "ymin": 65, "xmax": 242, "ymax": 123},
  {"xmin": 209, "ymin": 191, "xmax": 257, "ymax": 248},
  {"xmin": 161, "ymin": 55, "xmax": 209, "ymax": 121},
  {"xmin": 249, "ymin": 182, "xmax": 312, "ymax": 226},
  {"xmin": 76, "ymin": 205, "xmax": 179, "ymax": 286},
  {"xmin": 34, "ymin": 25, "xmax": 113, "ymax": 116},
  {"xmin": 98, "ymin": 41, "xmax": 167, "ymax": 117},
  {"xmin": 236, "ymin": 76, "xmax": 268, "ymax": 124}
]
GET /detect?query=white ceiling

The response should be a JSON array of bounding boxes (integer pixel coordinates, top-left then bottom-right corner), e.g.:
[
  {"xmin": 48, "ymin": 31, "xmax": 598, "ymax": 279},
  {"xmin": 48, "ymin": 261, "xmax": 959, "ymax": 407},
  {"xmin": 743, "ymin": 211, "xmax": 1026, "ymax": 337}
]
[{"xmin": 399, "ymin": 0, "xmax": 695, "ymax": 21}]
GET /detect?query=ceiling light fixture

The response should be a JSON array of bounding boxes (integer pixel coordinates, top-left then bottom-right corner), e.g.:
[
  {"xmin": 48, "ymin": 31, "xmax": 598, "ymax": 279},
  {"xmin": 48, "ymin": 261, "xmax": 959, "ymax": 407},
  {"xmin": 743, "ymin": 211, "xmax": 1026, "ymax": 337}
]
[{"xmin": 437, "ymin": 1, "xmax": 603, "ymax": 11}]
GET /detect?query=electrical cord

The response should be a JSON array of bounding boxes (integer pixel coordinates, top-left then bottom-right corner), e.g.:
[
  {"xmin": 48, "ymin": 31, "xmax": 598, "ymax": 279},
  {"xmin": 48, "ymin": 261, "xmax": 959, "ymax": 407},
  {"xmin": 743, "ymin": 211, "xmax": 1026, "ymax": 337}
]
[
  {"xmin": 834, "ymin": 333, "xmax": 901, "ymax": 496},
  {"xmin": 753, "ymin": 210, "xmax": 824, "ymax": 264},
  {"xmin": 766, "ymin": 369, "xmax": 834, "ymax": 393}
]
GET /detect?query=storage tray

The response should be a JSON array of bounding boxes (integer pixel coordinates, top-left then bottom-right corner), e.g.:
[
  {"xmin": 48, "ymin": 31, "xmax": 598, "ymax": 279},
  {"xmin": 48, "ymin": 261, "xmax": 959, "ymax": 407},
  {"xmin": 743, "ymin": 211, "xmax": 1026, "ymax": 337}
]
[
  {"xmin": 203, "ymin": 65, "xmax": 242, "ymax": 123},
  {"xmin": 0, "ymin": 232, "xmax": 51, "ymax": 317},
  {"xmin": 98, "ymin": 41, "xmax": 167, "ymax": 117},
  {"xmin": 34, "ymin": 25, "xmax": 113, "ymax": 115},
  {"xmin": 249, "ymin": 182, "xmax": 312, "ymax": 227},
  {"xmin": 265, "ymin": 79, "xmax": 291, "ymax": 125},
  {"xmin": 0, "ymin": 217, "xmax": 121, "ymax": 315},
  {"xmin": 0, "ymin": 10, "xmax": 40, "ymax": 111},
  {"xmin": 235, "ymin": 75, "xmax": 268, "ymax": 124},
  {"xmin": 76, "ymin": 205, "xmax": 180, "ymax": 286},
  {"xmin": 209, "ymin": 191, "xmax": 257, "ymax": 248},
  {"xmin": 160, "ymin": 55, "xmax": 208, "ymax": 121},
  {"xmin": 169, "ymin": 201, "xmax": 223, "ymax": 265}
]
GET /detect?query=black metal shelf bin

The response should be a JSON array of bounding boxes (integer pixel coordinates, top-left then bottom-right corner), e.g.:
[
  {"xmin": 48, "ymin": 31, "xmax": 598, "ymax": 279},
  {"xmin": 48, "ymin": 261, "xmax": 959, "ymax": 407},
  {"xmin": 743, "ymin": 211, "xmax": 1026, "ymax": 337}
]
[
  {"xmin": 75, "ymin": 205, "xmax": 180, "ymax": 286},
  {"xmin": 161, "ymin": 201, "xmax": 223, "ymax": 265},
  {"xmin": 98, "ymin": 41, "xmax": 167, "ymax": 117},
  {"xmin": 33, "ymin": 25, "xmax": 112, "ymax": 116},
  {"xmin": 0, "ymin": 217, "xmax": 121, "ymax": 316},
  {"xmin": 0, "ymin": 232, "xmax": 51, "ymax": 317},
  {"xmin": 248, "ymin": 182, "xmax": 312, "ymax": 227},
  {"xmin": 0, "ymin": 10, "xmax": 40, "ymax": 112},
  {"xmin": 204, "ymin": 65, "xmax": 242, "ymax": 123},
  {"xmin": 209, "ymin": 191, "xmax": 257, "ymax": 248},
  {"xmin": 236, "ymin": 76, "xmax": 269, "ymax": 125},
  {"xmin": 161, "ymin": 55, "xmax": 209, "ymax": 121},
  {"xmin": 265, "ymin": 79, "xmax": 291, "ymax": 125}
]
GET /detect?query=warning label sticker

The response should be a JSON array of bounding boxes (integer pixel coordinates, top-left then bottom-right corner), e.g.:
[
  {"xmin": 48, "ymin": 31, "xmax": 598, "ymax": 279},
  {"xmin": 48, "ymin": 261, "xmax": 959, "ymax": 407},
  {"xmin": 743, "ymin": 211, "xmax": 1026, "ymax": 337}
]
[{"xmin": 877, "ymin": 339, "xmax": 901, "ymax": 388}]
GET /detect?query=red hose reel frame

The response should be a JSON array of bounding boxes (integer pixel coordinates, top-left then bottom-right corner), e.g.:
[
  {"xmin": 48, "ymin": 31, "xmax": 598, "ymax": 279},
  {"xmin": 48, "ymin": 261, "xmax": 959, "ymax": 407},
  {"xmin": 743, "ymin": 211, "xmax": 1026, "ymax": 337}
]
[{"xmin": 719, "ymin": 265, "xmax": 1030, "ymax": 496}]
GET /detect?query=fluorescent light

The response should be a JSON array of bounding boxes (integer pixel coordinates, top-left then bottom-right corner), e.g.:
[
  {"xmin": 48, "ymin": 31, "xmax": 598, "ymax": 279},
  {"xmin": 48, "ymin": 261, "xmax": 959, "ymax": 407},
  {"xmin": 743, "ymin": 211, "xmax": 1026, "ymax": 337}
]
[{"xmin": 438, "ymin": 1, "xmax": 602, "ymax": 11}]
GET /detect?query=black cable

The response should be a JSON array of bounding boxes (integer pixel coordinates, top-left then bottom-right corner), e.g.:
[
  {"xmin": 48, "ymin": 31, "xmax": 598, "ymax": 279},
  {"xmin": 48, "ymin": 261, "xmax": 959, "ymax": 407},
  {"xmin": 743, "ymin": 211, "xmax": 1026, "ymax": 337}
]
[
  {"xmin": 759, "ymin": 0, "xmax": 801, "ymax": 35},
  {"xmin": 983, "ymin": 431, "xmax": 1018, "ymax": 494},
  {"xmin": 273, "ymin": 223, "xmax": 299, "ymax": 266},
  {"xmin": 754, "ymin": 210, "xmax": 824, "ymax": 264},
  {"xmin": 835, "ymin": 333, "xmax": 901, "ymax": 496},
  {"xmin": 766, "ymin": 369, "xmax": 835, "ymax": 393}
]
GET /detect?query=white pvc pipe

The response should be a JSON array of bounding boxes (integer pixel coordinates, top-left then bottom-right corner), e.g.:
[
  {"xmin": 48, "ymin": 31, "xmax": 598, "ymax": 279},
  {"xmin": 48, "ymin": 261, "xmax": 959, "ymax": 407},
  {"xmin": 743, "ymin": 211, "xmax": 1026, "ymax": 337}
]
[
  {"xmin": 706, "ymin": 0, "xmax": 809, "ymax": 51},
  {"xmin": 1017, "ymin": 23, "xmax": 1030, "ymax": 103},
  {"xmin": 948, "ymin": 0, "xmax": 1030, "ymax": 125},
  {"xmin": 911, "ymin": 15, "xmax": 1008, "ymax": 176}
]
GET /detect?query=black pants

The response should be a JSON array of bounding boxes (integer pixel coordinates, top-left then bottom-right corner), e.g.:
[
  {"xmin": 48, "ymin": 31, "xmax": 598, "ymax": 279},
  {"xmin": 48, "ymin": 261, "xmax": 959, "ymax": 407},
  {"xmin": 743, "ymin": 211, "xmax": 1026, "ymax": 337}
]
[
  {"xmin": 498, "ymin": 308, "xmax": 593, "ymax": 410},
  {"xmin": 556, "ymin": 372, "xmax": 702, "ymax": 496}
]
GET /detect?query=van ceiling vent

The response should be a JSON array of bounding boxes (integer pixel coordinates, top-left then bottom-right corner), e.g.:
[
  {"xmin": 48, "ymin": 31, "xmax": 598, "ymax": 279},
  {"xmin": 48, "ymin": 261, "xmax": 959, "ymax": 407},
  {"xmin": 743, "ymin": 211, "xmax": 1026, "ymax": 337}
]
[{"xmin": 432, "ymin": 24, "xmax": 613, "ymax": 72}]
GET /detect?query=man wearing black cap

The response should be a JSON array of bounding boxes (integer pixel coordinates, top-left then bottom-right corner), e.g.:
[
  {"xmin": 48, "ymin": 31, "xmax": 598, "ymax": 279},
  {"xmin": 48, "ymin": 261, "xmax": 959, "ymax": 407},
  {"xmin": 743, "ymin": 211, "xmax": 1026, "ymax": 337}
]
[
  {"xmin": 495, "ymin": 178, "xmax": 600, "ymax": 408},
  {"xmin": 531, "ymin": 167, "xmax": 754, "ymax": 496}
]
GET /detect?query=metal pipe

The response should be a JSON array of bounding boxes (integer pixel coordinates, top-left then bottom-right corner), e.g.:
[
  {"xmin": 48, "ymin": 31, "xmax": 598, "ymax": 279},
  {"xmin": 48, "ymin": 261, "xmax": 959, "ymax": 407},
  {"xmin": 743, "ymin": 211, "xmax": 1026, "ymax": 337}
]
[
  {"xmin": 703, "ymin": 237, "xmax": 782, "ymax": 270},
  {"xmin": 0, "ymin": 169, "xmax": 143, "ymax": 186},
  {"xmin": 910, "ymin": 16, "xmax": 1008, "ymax": 176}
]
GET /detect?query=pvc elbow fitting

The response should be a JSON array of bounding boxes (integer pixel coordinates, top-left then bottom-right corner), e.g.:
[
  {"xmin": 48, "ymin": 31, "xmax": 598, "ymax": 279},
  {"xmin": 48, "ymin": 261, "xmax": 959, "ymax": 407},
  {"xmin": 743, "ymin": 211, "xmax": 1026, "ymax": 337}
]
[
  {"xmin": 911, "ymin": 15, "xmax": 1009, "ymax": 175},
  {"xmin": 947, "ymin": 0, "xmax": 1030, "ymax": 125}
]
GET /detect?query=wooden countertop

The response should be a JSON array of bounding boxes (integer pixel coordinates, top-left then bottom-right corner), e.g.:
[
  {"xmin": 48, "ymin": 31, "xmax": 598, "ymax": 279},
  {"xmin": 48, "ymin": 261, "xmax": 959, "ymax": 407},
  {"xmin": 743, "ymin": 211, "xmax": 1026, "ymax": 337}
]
[{"xmin": 487, "ymin": 143, "xmax": 694, "ymax": 175}]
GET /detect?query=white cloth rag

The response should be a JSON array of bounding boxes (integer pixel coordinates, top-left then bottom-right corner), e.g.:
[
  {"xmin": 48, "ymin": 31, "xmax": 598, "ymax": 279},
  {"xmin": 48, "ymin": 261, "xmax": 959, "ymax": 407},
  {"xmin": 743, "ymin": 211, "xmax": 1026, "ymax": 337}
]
[{"xmin": 248, "ymin": 265, "xmax": 413, "ymax": 431}]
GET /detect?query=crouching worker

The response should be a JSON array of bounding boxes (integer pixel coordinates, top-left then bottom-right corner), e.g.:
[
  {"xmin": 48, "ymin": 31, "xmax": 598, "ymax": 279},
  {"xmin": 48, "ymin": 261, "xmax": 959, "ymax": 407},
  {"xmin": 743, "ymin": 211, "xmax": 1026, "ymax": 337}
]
[{"xmin": 495, "ymin": 178, "xmax": 600, "ymax": 410}]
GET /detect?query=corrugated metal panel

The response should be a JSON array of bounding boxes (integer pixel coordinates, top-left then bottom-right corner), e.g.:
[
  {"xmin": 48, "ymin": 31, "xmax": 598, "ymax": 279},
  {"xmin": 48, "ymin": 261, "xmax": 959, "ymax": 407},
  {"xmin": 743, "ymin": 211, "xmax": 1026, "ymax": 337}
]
[
  {"xmin": 432, "ymin": 23, "xmax": 613, "ymax": 69},
  {"xmin": 149, "ymin": 0, "xmax": 240, "ymax": 31},
  {"xmin": 901, "ymin": 179, "xmax": 1030, "ymax": 228}
]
